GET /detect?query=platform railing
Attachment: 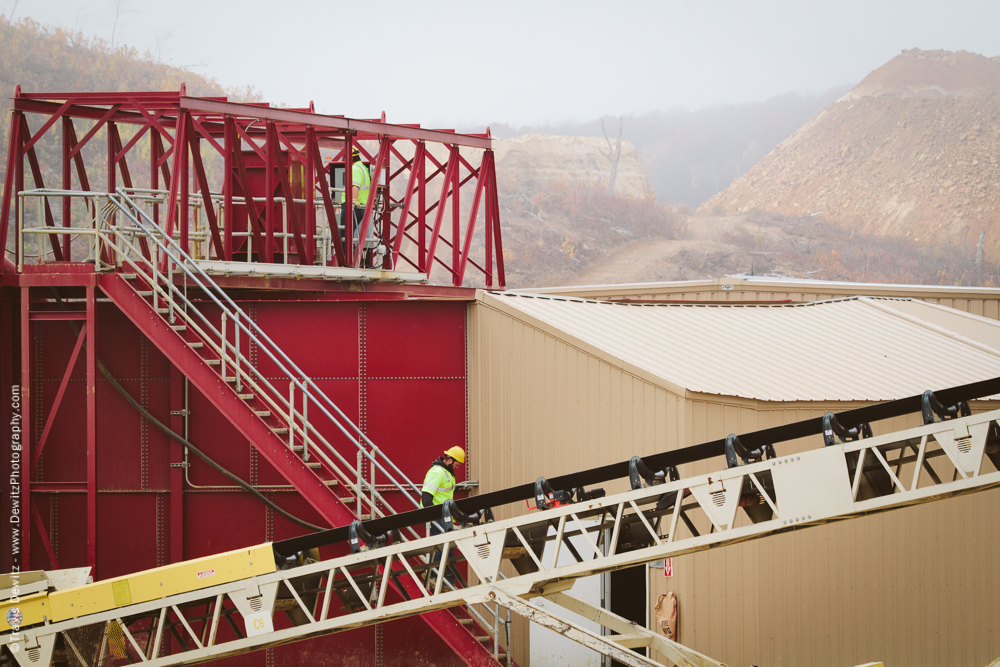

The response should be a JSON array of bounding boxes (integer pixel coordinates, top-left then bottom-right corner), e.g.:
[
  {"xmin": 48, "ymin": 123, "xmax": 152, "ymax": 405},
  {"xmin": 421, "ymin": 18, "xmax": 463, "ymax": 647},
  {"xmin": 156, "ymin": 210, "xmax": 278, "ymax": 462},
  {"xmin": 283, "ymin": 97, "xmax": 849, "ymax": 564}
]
[
  {"xmin": 14, "ymin": 186, "xmax": 387, "ymax": 269},
  {"xmin": 18, "ymin": 189, "xmax": 426, "ymax": 535}
]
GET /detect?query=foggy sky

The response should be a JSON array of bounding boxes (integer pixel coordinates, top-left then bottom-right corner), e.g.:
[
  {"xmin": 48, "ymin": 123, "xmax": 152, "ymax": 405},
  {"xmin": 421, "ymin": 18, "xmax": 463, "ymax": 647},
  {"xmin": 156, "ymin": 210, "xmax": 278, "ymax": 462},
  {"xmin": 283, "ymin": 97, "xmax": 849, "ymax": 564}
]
[{"xmin": 8, "ymin": 0, "xmax": 1000, "ymax": 129}]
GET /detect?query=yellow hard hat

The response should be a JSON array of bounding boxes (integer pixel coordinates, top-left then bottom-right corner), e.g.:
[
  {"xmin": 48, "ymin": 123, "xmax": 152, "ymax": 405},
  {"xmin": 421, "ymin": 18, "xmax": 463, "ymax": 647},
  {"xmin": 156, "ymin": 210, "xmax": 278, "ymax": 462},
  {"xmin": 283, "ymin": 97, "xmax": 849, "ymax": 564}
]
[{"xmin": 444, "ymin": 446, "xmax": 465, "ymax": 464}]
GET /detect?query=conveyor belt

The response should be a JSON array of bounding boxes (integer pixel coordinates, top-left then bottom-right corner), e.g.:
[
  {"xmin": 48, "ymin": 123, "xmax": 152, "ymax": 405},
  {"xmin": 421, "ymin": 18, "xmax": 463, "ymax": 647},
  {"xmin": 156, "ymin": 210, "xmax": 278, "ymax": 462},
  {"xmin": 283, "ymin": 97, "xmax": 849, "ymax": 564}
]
[
  {"xmin": 7, "ymin": 403, "xmax": 1000, "ymax": 667},
  {"xmin": 274, "ymin": 375, "xmax": 1000, "ymax": 557}
]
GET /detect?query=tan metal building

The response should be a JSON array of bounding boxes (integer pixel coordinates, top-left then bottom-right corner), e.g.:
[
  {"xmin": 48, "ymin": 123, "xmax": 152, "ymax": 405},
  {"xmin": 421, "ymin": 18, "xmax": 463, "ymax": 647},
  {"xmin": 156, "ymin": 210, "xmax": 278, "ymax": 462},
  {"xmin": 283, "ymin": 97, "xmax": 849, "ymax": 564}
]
[
  {"xmin": 467, "ymin": 291, "xmax": 1000, "ymax": 667},
  {"xmin": 521, "ymin": 275, "xmax": 1000, "ymax": 320}
]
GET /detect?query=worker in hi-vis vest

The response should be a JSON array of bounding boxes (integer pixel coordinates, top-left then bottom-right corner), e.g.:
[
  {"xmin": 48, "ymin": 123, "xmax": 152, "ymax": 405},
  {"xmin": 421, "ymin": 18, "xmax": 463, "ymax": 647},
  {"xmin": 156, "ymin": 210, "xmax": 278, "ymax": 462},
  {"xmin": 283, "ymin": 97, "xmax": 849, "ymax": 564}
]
[
  {"xmin": 421, "ymin": 446, "xmax": 465, "ymax": 508},
  {"xmin": 340, "ymin": 146, "xmax": 370, "ymax": 249},
  {"xmin": 421, "ymin": 446, "xmax": 464, "ymax": 586}
]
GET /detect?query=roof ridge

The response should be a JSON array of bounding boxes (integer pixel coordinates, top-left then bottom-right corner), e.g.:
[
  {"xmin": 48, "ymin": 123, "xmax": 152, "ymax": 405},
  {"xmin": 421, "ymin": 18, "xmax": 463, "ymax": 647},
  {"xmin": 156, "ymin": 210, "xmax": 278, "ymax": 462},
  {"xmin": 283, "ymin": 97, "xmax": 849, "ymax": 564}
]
[{"xmin": 858, "ymin": 297, "xmax": 1000, "ymax": 359}]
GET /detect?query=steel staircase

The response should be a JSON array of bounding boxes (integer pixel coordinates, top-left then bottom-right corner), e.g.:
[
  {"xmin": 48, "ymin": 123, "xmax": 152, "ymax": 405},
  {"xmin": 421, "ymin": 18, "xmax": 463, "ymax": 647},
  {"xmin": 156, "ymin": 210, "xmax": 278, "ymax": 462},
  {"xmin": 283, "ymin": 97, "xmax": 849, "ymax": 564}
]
[{"xmin": 74, "ymin": 189, "xmax": 508, "ymax": 666}]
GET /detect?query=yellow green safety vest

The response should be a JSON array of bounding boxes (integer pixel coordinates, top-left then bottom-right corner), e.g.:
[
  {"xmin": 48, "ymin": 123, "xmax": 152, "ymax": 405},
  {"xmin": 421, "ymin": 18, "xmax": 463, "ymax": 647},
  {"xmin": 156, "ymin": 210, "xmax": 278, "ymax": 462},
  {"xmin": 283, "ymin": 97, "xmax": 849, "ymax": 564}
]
[
  {"xmin": 421, "ymin": 463, "xmax": 456, "ymax": 505},
  {"xmin": 341, "ymin": 161, "xmax": 371, "ymax": 206}
]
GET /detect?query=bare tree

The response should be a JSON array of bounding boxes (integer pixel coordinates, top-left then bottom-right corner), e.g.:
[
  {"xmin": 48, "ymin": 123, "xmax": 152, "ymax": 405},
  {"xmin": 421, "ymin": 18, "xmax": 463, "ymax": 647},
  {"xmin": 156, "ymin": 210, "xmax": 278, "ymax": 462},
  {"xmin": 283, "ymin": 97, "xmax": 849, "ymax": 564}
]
[
  {"xmin": 109, "ymin": 0, "xmax": 133, "ymax": 50},
  {"xmin": 153, "ymin": 25, "xmax": 178, "ymax": 61},
  {"xmin": 600, "ymin": 116, "xmax": 623, "ymax": 195}
]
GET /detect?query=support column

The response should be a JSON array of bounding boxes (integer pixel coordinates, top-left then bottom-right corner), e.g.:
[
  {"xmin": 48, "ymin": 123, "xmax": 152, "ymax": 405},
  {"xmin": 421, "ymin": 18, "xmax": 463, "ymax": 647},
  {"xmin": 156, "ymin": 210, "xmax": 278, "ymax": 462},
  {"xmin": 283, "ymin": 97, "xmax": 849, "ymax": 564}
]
[
  {"xmin": 86, "ymin": 285, "xmax": 97, "ymax": 575},
  {"xmin": 169, "ymin": 366, "xmax": 185, "ymax": 563},
  {"xmin": 179, "ymin": 113, "xmax": 190, "ymax": 255},
  {"xmin": 62, "ymin": 116, "xmax": 72, "ymax": 260},
  {"xmin": 19, "ymin": 287, "xmax": 30, "ymax": 567},
  {"xmin": 1, "ymin": 298, "xmax": 14, "ymax": 573}
]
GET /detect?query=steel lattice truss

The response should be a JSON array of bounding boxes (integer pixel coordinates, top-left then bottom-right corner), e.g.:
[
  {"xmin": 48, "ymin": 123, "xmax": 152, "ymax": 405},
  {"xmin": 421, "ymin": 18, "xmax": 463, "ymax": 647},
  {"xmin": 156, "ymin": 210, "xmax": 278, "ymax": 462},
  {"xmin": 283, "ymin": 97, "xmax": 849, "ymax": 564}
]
[
  {"xmin": 5, "ymin": 408, "xmax": 1000, "ymax": 667},
  {"xmin": 0, "ymin": 86, "xmax": 504, "ymax": 287}
]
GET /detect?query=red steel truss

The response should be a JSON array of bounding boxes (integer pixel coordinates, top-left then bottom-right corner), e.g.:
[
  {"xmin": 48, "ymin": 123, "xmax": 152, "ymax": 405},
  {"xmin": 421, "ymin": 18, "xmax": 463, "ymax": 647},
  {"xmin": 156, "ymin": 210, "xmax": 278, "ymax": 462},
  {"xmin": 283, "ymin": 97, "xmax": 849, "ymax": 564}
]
[
  {"xmin": 0, "ymin": 85, "xmax": 505, "ymax": 287},
  {"xmin": 0, "ymin": 86, "xmax": 510, "ymax": 666}
]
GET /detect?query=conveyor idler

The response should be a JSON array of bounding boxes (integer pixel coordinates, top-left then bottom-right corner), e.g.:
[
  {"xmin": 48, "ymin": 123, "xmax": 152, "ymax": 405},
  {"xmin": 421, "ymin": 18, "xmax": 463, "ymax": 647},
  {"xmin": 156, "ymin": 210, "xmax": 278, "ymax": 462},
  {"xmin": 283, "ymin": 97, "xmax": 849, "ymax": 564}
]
[{"xmin": 273, "ymin": 375, "xmax": 1000, "ymax": 558}]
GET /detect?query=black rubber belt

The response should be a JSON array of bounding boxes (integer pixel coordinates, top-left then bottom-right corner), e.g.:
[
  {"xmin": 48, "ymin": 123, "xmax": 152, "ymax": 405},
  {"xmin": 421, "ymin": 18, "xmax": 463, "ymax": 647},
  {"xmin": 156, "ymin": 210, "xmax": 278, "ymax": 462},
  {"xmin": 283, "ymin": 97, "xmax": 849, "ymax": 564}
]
[{"xmin": 272, "ymin": 376, "xmax": 1000, "ymax": 558}]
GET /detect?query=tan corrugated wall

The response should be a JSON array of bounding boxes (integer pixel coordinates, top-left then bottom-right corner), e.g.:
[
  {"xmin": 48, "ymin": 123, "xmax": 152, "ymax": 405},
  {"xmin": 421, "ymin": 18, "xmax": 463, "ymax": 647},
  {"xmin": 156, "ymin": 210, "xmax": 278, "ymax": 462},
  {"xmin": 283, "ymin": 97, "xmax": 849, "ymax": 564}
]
[
  {"xmin": 469, "ymin": 299, "xmax": 1000, "ymax": 666},
  {"xmin": 650, "ymin": 404, "xmax": 1000, "ymax": 667}
]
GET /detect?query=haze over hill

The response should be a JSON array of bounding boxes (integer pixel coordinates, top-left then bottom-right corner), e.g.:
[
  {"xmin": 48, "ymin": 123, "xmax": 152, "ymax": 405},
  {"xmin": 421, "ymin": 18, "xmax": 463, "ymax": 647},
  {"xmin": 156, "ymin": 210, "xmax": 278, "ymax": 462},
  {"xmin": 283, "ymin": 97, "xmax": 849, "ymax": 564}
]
[
  {"xmin": 490, "ymin": 87, "xmax": 850, "ymax": 208},
  {"xmin": 704, "ymin": 49, "xmax": 1000, "ymax": 254}
]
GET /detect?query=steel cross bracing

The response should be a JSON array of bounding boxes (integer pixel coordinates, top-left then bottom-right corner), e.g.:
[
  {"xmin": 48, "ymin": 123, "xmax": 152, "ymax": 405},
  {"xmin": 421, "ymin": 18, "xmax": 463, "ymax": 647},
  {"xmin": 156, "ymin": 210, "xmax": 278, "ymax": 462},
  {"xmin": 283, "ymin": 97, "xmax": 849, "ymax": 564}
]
[
  {"xmin": 5, "ymin": 407, "xmax": 1000, "ymax": 667},
  {"xmin": 1, "ymin": 88, "xmax": 504, "ymax": 287},
  {"xmin": 13, "ymin": 188, "xmax": 505, "ymax": 666}
]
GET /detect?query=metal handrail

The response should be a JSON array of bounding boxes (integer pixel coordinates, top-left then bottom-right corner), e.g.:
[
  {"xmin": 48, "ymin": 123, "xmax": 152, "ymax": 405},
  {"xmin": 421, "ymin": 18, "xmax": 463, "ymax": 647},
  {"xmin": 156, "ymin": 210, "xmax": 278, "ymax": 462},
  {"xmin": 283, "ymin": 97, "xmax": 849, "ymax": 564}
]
[
  {"xmin": 112, "ymin": 190, "xmax": 422, "ymax": 496},
  {"xmin": 102, "ymin": 198, "xmax": 426, "ymax": 528},
  {"xmin": 17, "ymin": 189, "xmax": 423, "ymax": 525}
]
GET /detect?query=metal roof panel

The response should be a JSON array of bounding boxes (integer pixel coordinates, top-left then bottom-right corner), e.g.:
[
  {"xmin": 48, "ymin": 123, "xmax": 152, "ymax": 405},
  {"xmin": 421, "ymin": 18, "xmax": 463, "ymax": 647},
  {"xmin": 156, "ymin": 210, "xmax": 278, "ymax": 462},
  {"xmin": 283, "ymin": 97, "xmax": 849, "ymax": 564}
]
[{"xmin": 485, "ymin": 292, "xmax": 1000, "ymax": 401}]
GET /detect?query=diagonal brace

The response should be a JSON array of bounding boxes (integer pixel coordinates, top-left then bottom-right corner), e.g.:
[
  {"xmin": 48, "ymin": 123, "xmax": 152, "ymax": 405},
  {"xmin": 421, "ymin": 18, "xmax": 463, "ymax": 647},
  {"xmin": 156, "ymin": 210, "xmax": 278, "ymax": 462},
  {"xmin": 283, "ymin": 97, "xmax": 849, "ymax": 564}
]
[
  {"xmin": 546, "ymin": 592, "xmax": 725, "ymax": 667},
  {"xmin": 485, "ymin": 587, "xmax": 669, "ymax": 667}
]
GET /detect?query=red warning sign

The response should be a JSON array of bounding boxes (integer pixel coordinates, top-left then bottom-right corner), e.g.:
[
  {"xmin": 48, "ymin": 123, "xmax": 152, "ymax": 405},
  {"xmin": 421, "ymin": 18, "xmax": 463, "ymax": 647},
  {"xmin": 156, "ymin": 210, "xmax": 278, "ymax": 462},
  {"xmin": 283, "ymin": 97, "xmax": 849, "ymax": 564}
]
[{"xmin": 663, "ymin": 558, "xmax": 673, "ymax": 577}]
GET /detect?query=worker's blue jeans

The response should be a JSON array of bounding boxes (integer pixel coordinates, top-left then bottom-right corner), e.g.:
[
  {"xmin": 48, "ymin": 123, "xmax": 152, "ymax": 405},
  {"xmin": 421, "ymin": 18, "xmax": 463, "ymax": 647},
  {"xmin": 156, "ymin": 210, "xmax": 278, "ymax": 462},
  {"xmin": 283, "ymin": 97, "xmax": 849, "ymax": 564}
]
[{"xmin": 429, "ymin": 518, "xmax": 457, "ymax": 586}]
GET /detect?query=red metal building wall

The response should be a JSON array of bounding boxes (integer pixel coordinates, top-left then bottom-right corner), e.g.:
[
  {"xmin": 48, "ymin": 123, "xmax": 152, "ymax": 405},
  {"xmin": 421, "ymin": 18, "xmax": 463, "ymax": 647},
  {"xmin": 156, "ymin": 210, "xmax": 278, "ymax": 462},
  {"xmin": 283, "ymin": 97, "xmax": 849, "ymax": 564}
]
[{"xmin": 0, "ymin": 288, "xmax": 471, "ymax": 667}]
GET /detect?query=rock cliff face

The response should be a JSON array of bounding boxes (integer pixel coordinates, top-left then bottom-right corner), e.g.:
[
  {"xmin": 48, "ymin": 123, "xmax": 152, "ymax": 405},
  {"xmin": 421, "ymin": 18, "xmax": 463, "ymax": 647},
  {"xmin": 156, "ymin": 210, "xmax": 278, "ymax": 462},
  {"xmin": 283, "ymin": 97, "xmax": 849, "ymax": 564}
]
[
  {"xmin": 701, "ymin": 49, "xmax": 1000, "ymax": 246},
  {"xmin": 494, "ymin": 133, "xmax": 656, "ymax": 199}
]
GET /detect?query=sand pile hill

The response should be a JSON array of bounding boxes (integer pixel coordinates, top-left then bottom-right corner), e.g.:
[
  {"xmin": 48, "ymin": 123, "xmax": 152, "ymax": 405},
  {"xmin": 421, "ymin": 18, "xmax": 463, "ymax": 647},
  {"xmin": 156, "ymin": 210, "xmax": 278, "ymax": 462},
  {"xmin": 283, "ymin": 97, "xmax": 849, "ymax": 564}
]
[
  {"xmin": 702, "ymin": 49, "xmax": 1000, "ymax": 246},
  {"xmin": 494, "ymin": 134, "xmax": 656, "ymax": 199}
]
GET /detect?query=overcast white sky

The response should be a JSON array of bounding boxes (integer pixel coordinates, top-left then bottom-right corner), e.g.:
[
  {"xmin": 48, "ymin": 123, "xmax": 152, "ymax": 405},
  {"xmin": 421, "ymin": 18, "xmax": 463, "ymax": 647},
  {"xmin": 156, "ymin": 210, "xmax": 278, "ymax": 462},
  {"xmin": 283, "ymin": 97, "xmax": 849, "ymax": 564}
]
[{"xmin": 9, "ymin": 0, "xmax": 1000, "ymax": 128}]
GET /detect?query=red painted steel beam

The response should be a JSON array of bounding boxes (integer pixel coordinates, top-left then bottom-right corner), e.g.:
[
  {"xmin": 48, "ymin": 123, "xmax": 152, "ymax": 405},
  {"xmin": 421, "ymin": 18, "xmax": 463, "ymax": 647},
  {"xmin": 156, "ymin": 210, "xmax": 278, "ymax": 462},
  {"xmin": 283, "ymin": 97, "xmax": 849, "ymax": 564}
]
[
  {"xmin": 487, "ymin": 152, "xmax": 505, "ymax": 288},
  {"xmin": 179, "ymin": 97, "xmax": 493, "ymax": 149},
  {"xmin": 31, "ymin": 504, "xmax": 60, "ymax": 570},
  {"xmin": 308, "ymin": 129, "xmax": 346, "ymax": 266},
  {"xmin": 353, "ymin": 139, "xmax": 390, "ymax": 268},
  {"xmin": 28, "ymin": 483, "xmax": 86, "ymax": 493},
  {"xmin": 169, "ymin": 366, "xmax": 185, "ymax": 563},
  {"xmin": 180, "ymin": 112, "xmax": 190, "ymax": 254},
  {"xmin": 32, "ymin": 323, "xmax": 86, "ymax": 471},
  {"xmin": 98, "ymin": 273, "xmax": 356, "ymax": 528},
  {"xmin": 127, "ymin": 96, "xmax": 176, "ymax": 147},
  {"xmin": 189, "ymin": 115, "xmax": 225, "ymax": 156},
  {"xmin": 85, "ymin": 286, "xmax": 97, "ymax": 575},
  {"xmin": 26, "ymin": 311, "xmax": 86, "ymax": 320},
  {"xmin": 114, "ymin": 116, "xmax": 157, "ymax": 162},
  {"xmin": 19, "ymin": 287, "xmax": 30, "ymax": 566},
  {"xmin": 20, "ymin": 100, "xmax": 72, "ymax": 154},
  {"xmin": 187, "ymin": 115, "xmax": 226, "ymax": 259},
  {"xmin": 0, "ymin": 111, "xmax": 21, "ymax": 266},
  {"xmin": 304, "ymin": 128, "xmax": 315, "ymax": 266},
  {"xmin": 265, "ymin": 123, "xmax": 276, "ymax": 263},
  {"xmin": 230, "ymin": 120, "xmax": 268, "ymax": 258},
  {"xmin": 66, "ymin": 104, "xmax": 123, "ymax": 160},
  {"xmin": 392, "ymin": 142, "xmax": 424, "ymax": 267},
  {"xmin": 451, "ymin": 148, "xmax": 461, "ymax": 286},
  {"xmin": 270, "ymin": 124, "xmax": 308, "ymax": 261},
  {"xmin": 425, "ymin": 147, "xmax": 459, "ymax": 278},
  {"xmin": 20, "ymin": 116, "xmax": 64, "ymax": 262},
  {"xmin": 344, "ymin": 135, "xmax": 354, "ymax": 266},
  {"xmin": 61, "ymin": 117, "xmax": 71, "ymax": 260},
  {"xmin": 457, "ymin": 157, "xmax": 489, "ymax": 285}
]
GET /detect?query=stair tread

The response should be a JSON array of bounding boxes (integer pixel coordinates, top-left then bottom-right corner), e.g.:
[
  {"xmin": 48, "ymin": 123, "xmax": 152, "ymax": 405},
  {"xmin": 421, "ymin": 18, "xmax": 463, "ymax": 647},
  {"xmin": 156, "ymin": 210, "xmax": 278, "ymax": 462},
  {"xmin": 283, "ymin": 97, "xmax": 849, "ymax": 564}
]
[
  {"xmin": 136, "ymin": 291, "xmax": 153, "ymax": 297},
  {"xmin": 273, "ymin": 427, "xmax": 289, "ymax": 434},
  {"xmin": 122, "ymin": 273, "xmax": 137, "ymax": 279},
  {"xmin": 254, "ymin": 410, "xmax": 271, "ymax": 417},
  {"xmin": 189, "ymin": 342, "xmax": 204, "ymax": 349},
  {"xmin": 171, "ymin": 325, "xmax": 186, "ymax": 331},
  {"xmin": 205, "ymin": 359, "xmax": 220, "ymax": 366},
  {"xmin": 237, "ymin": 393, "xmax": 254, "ymax": 400}
]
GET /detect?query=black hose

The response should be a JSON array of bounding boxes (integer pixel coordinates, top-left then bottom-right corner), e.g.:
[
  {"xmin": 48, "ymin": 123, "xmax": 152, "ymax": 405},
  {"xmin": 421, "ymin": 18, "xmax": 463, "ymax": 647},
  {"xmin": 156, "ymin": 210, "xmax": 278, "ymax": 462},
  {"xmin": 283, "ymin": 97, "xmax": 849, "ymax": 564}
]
[{"xmin": 48, "ymin": 288, "xmax": 324, "ymax": 533}]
